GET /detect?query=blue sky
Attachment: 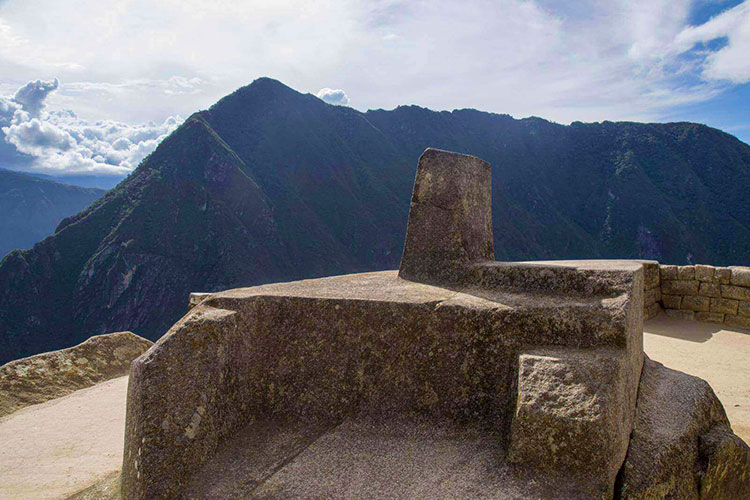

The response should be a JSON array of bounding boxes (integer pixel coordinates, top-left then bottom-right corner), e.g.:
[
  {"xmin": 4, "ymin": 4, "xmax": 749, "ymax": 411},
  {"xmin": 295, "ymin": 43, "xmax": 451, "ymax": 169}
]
[{"xmin": 0, "ymin": 0, "xmax": 749, "ymax": 176}]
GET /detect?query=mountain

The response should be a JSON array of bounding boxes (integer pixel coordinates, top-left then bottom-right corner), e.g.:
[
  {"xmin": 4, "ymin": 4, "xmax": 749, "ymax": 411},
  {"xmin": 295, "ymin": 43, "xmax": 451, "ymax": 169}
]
[
  {"xmin": 0, "ymin": 169, "xmax": 106, "ymax": 258},
  {"xmin": 29, "ymin": 173, "xmax": 125, "ymax": 190},
  {"xmin": 1, "ymin": 77, "xmax": 749, "ymax": 363}
]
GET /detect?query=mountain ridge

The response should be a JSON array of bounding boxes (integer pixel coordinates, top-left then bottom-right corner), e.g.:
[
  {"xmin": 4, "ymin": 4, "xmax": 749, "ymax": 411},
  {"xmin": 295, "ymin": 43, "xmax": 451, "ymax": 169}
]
[
  {"xmin": 0, "ymin": 168, "xmax": 106, "ymax": 258},
  {"xmin": 1, "ymin": 77, "xmax": 749, "ymax": 363}
]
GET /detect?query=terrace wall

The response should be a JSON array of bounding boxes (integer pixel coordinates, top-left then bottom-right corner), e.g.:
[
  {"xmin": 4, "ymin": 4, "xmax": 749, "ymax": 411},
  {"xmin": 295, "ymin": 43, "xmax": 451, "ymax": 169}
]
[{"xmin": 641, "ymin": 261, "xmax": 750, "ymax": 330}]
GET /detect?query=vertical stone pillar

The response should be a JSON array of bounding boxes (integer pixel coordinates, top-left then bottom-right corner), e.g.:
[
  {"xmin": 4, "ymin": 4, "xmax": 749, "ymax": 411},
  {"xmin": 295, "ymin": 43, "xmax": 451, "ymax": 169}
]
[{"xmin": 398, "ymin": 148, "xmax": 493, "ymax": 286}]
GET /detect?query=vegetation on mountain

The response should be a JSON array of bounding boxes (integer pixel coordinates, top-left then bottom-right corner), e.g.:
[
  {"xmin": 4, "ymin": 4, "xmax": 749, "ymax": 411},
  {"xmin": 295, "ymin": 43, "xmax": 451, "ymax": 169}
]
[
  {"xmin": 0, "ymin": 169, "xmax": 105, "ymax": 257},
  {"xmin": 1, "ymin": 77, "xmax": 749, "ymax": 363}
]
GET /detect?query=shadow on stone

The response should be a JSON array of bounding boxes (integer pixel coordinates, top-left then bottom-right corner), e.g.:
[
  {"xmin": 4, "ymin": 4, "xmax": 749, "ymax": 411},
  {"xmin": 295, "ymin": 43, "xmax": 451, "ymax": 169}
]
[{"xmin": 119, "ymin": 148, "xmax": 749, "ymax": 500}]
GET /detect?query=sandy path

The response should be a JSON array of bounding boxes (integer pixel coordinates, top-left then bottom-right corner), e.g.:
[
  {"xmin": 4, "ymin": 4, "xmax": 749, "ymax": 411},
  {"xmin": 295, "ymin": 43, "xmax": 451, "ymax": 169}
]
[
  {"xmin": 0, "ymin": 376, "xmax": 128, "ymax": 500},
  {"xmin": 644, "ymin": 315, "xmax": 750, "ymax": 444}
]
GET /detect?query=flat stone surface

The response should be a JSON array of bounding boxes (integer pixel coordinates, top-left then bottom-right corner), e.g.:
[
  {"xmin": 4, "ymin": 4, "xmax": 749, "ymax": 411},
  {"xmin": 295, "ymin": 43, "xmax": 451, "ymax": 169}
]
[
  {"xmin": 201, "ymin": 419, "xmax": 587, "ymax": 500},
  {"xmin": 644, "ymin": 315, "xmax": 750, "ymax": 444},
  {"xmin": 517, "ymin": 259, "xmax": 643, "ymax": 271},
  {"xmin": 0, "ymin": 376, "xmax": 129, "ymax": 500},
  {"xmin": 184, "ymin": 420, "xmax": 331, "ymax": 499},
  {"xmin": 213, "ymin": 268, "xmax": 624, "ymax": 306}
]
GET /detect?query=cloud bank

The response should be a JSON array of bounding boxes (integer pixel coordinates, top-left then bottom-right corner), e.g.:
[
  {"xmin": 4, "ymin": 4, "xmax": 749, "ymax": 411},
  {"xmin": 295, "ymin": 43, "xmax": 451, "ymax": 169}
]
[
  {"xmin": 0, "ymin": 1, "xmax": 748, "ymax": 144},
  {"xmin": 0, "ymin": 78, "xmax": 181, "ymax": 175},
  {"xmin": 316, "ymin": 88, "xmax": 350, "ymax": 106},
  {"xmin": 13, "ymin": 78, "xmax": 59, "ymax": 116}
]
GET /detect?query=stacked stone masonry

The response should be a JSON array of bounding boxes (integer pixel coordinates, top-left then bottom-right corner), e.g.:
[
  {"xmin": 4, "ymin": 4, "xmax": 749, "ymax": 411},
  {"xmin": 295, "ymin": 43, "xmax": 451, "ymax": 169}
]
[
  {"xmin": 641, "ymin": 261, "xmax": 661, "ymax": 321},
  {"xmin": 641, "ymin": 261, "xmax": 750, "ymax": 330}
]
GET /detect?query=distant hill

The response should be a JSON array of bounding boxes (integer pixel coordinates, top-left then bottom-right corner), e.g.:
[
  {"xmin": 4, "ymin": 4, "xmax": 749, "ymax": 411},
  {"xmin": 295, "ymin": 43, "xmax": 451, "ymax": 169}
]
[
  {"xmin": 0, "ymin": 169, "xmax": 106, "ymax": 258},
  {"xmin": 29, "ymin": 173, "xmax": 125, "ymax": 190},
  {"xmin": 1, "ymin": 77, "xmax": 749, "ymax": 363}
]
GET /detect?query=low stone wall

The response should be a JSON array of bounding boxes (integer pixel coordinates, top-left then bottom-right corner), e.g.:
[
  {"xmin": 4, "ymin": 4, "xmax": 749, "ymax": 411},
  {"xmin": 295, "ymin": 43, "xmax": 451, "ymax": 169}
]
[
  {"xmin": 0, "ymin": 332, "xmax": 153, "ymax": 417},
  {"xmin": 641, "ymin": 261, "xmax": 661, "ymax": 321},
  {"xmin": 640, "ymin": 261, "xmax": 750, "ymax": 330}
]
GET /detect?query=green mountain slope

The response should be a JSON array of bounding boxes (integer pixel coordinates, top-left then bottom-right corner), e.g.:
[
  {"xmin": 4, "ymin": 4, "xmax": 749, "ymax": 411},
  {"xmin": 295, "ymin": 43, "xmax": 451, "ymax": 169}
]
[
  {"xmin": 0, "ymin": 169, "xmax": 105, "ymax": 258},
  {"xmin": 1, "ymin": 77, "xmax": 749, "ymax": 363}
]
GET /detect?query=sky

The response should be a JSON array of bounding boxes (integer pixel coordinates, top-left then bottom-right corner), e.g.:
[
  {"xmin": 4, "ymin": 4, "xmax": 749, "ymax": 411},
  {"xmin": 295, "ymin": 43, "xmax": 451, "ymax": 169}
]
[{"xmin": 0, "ymin": 0, "xmax": 749, "ymax": 177}]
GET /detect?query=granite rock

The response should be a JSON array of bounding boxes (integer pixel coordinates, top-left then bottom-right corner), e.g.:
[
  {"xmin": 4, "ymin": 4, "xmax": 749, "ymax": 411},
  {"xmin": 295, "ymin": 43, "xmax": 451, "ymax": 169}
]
[
  {"xmin": 695, "ymin": 312, "xmax": 724, "ymax": 324},
  {"xmin": 662, "ymin": 280, "xmax": 699, "ymax": 296},
  {"xmin": 699, "ymin": 425, "xmax": 750, "ymax": 499},
  {"xmin": 699, "ymin": 282, "xmax": 721, "ymax": 298},
  {"xmin": 0, "ymin": 332, "xmax": 152, "ymax": 417},
  {"xmin": 644, "ymin": 287, "xmax": 661, "ymax": 304},
  {"xmin": 399, "ymin": 148, "xmax": 493, "ymax": 286},
  {"xmin": 638, "ymin": 261, "xmax": 660, "ymax": 290},
  {"xmin": 729, "ymin": 267, "xmax": 750, "ymax": 287},
  {"xmin": 724, "ymin": 314, "xmax": 750, "ymax": 331},
  {"xmin": 714, "ymin": 267, "xmax": 732, "ymax": 285},
  {"xmin": 508, "ymin": 347, "xmax": 635, "ymax": 499},
  {"xmin": 711, "ymin": 298, "xmax": 739, "ymax": 315},
  {"xmin": 665, "ymin": 309, "xmax": 695, "ymax": 321},
  {"xmin": 721, "ymin": 285, "xmax": 750, "ymax": 302},
  {"xmin": 119, "ymin": 148, "xmax": 747, "ymax": 500},
  {"xmin": 661, "ymin": 294, "xmax": 681, "ymax": 310},
  {"xmin": 121, "ymin": 267, "xmax": 643, "ymax": 499},
  {"xmin": 645, "ymin": 302, "xmax": 661, "ymax": 320},
  {"xmin": 617, "ymin": 357, "xmax": 750, "ymax": 499},
  {"xmin": 660, "ymin": 265, "xmax": 678, "ymax": 281},
  {"xmin": 695, "ymin": 265, "xmax": 715, "ymax": 282},
  {"xmin": 681, "ymin": 295, "xmax": 710, "ymax": 312},
  {"xmin": 677, "ymin": 265, "xmax": 695, "ymax": 280}
]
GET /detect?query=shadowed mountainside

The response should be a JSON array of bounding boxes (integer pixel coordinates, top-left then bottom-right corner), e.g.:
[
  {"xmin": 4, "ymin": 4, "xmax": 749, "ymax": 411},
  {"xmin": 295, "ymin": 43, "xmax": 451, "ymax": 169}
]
[
  {"xmin": 1, "ymin": 77, "xmax": 749, "ymax": 362},
  {"xmin": 0, "ymin": 169, "xmax": 106, "ymax": 258}
]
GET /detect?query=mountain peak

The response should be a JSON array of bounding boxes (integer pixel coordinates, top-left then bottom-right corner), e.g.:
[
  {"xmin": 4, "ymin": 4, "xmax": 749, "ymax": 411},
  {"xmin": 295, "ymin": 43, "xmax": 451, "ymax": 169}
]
[
  {"xmin": 210, "ymin": 77, "xmax": 308, "ymax": 113},
  {"xmin": 237, "ymin": 77, "xmax": 297, "ymax": 97}
]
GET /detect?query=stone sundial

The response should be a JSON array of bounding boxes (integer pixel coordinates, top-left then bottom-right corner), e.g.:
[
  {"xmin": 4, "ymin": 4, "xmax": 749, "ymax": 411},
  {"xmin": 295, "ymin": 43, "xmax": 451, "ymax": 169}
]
[{"xmin": 121, "ymin": 149, "xmax": 749, "ymax": 499}]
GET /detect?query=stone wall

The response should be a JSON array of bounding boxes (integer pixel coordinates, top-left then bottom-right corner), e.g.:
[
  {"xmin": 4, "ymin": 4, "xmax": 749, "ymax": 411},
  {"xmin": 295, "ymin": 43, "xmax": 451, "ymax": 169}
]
[
  {"xmin": 641, "ymin": 261, "xmax": 750, "ymax": 330},
  {"xmin": 641, "ymin": 261, "xmax": 662, "ymax": 321}
]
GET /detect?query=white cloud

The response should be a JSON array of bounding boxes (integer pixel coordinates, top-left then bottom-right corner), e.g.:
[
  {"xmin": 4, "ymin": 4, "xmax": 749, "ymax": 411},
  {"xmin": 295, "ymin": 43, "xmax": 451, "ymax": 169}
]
[
  {"xmin": 1, "ymin": 78, "xmax": 182, "ymax": 175},
  {"xmin": 675, "ymin": 1, "xmax": 750, "ymax": 83},
  {"xmin": 0, "ymin": 0, "xmax": 746, "ymax": 134},
  {"xmin": 13, "ymin": 78, "xmax": 59, "ymax": 116},
  {"xmin": 5, "ymin": 118, "xmax": 75, "ymax": 152},
  {"xmin": 316, "ymin": 88, "xmax": 350, "ymax": 105},
  {"xmin": 0, "ymin": 96, "xmax": 20, "ymax": 126}
]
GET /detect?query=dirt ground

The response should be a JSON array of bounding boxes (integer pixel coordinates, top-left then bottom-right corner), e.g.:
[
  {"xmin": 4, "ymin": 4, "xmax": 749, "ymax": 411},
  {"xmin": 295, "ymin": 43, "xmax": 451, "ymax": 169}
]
[
  {"xmin": 0, "ymin": 316, "xmax": 747, "ymax": 499},
  {"xmin": 0, "ymin": 376, "xmax": 129, "ymax": 500},
  {"xmin": 644, "ymin": 314, "xmax": 750, "ymax": 444}
]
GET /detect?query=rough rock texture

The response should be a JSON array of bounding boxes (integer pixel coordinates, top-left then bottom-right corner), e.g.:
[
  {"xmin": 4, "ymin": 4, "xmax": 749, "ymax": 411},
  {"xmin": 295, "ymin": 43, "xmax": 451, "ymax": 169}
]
[
  {"xmin": 399, "ymin": 148, "xmax": 493, "ymax": 285},
  {"xmin": 658, "ymin": 264, "xmax": 750, "ymax": 331},
  {"xmin": 508, "ymin": 348, "xmax": 634, "ymax": 498},
  {"xmin": 121, "ymin": 150, "xmax": 646, "ymax": 500},
  {"xmin": 640, "ymin": 260, "xmax": 662, "ymax": 320},
  {"xmin": 122, "ymin": 266, "xmax": 643, "ymax": 500},
  {"xmin": 616, "ymin": 357, "xmax": 750, "ymax": 499},
  {"xmin": 699, "ymin": 426, "xmax": 750, "ymax": 499},
  {"xmin": 120, "ymin": 149, "xmax": 747, "ymax": 499},
  {"xmin": 0, "ymin": 332, "xmax": 152, "ymax": 417}
]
